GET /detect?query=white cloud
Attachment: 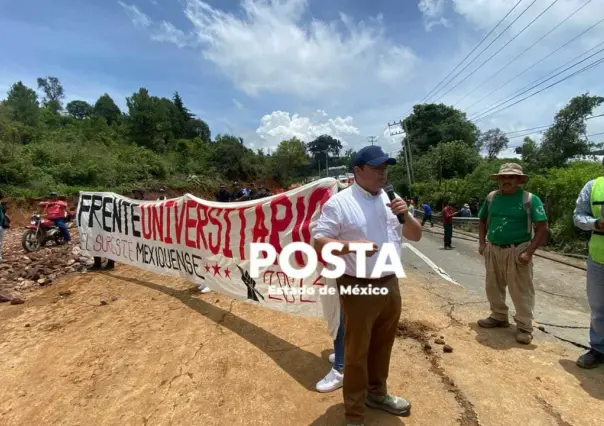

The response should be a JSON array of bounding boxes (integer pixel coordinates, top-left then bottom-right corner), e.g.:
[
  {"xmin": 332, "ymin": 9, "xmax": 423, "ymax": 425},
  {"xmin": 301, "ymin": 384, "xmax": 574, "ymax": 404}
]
[
  {"xmin": 170, "ymin": 0, "xmax": 417, "ymax": 98},
  {"xmin": 418, "ymin": 0, "xmax": 450, "ymax": 31},
  {"xmin": 232, "ymin": 98, "xmax": 244, "ymax": 109},
  {"xmin": 255, "ymin": 110, "xmax": 362, "ymax": 151},
  {"xmin": 118, "ymin": 1, "xmax": 151, "ymax": 29},
  {"xmin": 151, "ymin": 22, "xmax": 192, "ymax": 48}
]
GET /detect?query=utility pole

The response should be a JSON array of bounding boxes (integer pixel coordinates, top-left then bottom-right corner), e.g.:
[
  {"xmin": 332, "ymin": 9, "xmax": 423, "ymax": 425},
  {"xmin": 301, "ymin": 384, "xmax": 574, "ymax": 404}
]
[
  {"xmin": 367, "ymin": 136, "xmax": 377, "ymax": 146},
  {"xmin": 387, "ymin": 121, "xmax": 412, "ymax": 188},
  {"xmin": 401, "ymin": 120, "xmax": 415, "ymax": 182}
]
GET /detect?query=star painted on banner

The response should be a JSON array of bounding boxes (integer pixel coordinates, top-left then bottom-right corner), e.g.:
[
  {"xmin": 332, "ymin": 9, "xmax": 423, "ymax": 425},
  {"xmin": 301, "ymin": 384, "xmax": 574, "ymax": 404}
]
[
  {"xmin": 224, "ymin": 268, "xmax": 231, "ymax": 279},
  {"xmin": 212, "ymin": 264, "xmax": 222, "ymax": 277},
  {"xmin": 205, "ymin": 264, "xmax": 211, "ymax": 273}
]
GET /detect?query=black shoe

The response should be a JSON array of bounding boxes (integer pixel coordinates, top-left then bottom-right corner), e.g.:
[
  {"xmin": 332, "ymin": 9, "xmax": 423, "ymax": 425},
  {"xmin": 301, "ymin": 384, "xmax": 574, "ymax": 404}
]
[
  {"xmin": 577, "ymin": 349, "xmax": 604, "ymax": 369},
  {"xmin": 104, "ymin": 260, "xmax": 115, "ymax": 270}
]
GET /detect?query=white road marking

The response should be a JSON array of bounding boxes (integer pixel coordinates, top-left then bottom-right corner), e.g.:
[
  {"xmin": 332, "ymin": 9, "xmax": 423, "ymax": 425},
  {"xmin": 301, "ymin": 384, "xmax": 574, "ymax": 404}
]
[{"xmin": 403, "ymin": 243, "xmax": 462, "ymax": 287}]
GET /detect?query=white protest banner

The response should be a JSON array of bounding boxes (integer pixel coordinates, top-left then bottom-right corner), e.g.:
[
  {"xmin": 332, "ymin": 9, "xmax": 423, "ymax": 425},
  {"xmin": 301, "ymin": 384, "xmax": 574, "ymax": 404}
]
[{"xmin": 76, "ymin": 178, "xmax": 340, "ymax": 319}]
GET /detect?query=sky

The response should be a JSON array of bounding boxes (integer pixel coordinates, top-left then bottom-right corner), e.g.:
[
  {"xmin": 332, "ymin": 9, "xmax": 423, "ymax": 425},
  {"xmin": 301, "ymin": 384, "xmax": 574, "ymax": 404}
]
[{"xmin": 1, "ymin": 0, "xmax": 604, "ymax": 157}]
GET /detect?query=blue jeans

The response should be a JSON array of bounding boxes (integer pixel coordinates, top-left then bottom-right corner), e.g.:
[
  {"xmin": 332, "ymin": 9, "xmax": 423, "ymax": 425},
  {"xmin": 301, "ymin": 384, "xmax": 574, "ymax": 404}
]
[
  {"xmin": 587, "ymin": 257, "xmax": 604, "ymax": 354},
  {"xmin": 334, "ymin": 310, "xmax": 345, "ymax": 371},
  {"xmin": 52, "ymin": 219, "xmax": 71, "ymax": 242}
]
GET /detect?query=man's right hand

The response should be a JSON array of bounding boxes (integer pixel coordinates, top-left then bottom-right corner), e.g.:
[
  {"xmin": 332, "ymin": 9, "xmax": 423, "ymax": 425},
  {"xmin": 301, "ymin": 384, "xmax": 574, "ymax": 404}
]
[{"xmin": 479, "ymin": 242, "xmax": 486, "ymax": 255}]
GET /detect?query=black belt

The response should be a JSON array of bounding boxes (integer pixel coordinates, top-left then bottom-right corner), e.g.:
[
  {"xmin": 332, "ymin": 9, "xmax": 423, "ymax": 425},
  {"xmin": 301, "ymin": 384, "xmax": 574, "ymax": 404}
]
[{"xmin": 490, "ymin": 241, "xmax": 529, "ymax": 249}]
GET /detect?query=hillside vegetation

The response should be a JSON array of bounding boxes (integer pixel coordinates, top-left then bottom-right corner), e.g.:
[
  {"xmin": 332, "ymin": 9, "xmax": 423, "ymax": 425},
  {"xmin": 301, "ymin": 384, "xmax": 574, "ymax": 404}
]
[{"xmin": 0, "ymin": 76, "xmax": 602, "ymax": 253}]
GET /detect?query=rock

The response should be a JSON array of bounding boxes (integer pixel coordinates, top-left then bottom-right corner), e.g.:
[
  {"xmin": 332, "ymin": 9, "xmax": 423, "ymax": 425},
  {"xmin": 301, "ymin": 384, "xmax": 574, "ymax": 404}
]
[
  {"xmin": 16, "ymin": 280, "xmax": 36, "ymax": 291},
  {"xmin": 37, "ymin": 278, "xmax": 47, "ymax": 286},
  {"xmin": 443, "ymin": 344, "xmax": 454, "ymax": 353},
  {"xmin": 10, "ymin": 297, "xmax": 25, "ymax": 305},
  {"xmin": 440, "ymin": 335, "xmax": 444, "ymax": 339},
  {"xmin": 22, "ymin": 256, "xmax": 32, "ymax": 264},
  {"xmin": 100, "ymin": 299, "xmax": 108, "ymax": 306},
  {"xmin": 65, "ymin": 267, "xmax": 75, "ymax": 273},
  {"xmin": 25, "ymin": 323, "xmax": 31, "ymax": 327},
  {"xmin": 431, "ymin": 333, "xmax": 437, "ymax": 338},
  {"xmin": 435, "ymin": 338, "xmax": 446, "ymax": 345},
  {"xmin": 423, "ymin": 343, "xmax": 432, "ymax": 352},
  {"xmin": 58, "ymin": 290, "xmax": 72, "ymax": 297},
  {"xmin": 49, "ymin": 273, "xmax": 57, "ymax": 282},
  {"xmin": 538, "ymin": 325, "xmax": 546, "ymax": 332},
  {"xmin": 0, "ymin": 291, "xmax": 12, "ymax": 302},
  {"xmin": 66, "ymin": 259, "xmax": 76, "ymax": 266},
  {"xmin": 111, "ymin": 296, "xmax": 118, "ymax": 302}
]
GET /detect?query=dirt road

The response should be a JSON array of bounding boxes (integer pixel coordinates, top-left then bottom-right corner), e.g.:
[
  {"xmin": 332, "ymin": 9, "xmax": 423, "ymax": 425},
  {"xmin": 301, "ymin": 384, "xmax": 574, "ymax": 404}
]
[{"xmin": 1, "ymin": 265, "xmax": 603, "ymax": 426}]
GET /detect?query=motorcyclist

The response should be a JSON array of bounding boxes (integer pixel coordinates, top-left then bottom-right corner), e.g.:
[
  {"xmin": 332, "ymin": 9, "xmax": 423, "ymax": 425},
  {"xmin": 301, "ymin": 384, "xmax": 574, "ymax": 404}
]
[{"xmin": 39, "ymin": 192, "xmax": 71, "ymax": 244}]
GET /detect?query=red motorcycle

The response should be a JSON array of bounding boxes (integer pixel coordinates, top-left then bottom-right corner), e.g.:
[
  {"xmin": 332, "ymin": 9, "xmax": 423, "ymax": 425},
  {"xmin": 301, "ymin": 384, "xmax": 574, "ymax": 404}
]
[{"xmin": 21, "ymin": 211, "xmax": 74, "ymax": 252}]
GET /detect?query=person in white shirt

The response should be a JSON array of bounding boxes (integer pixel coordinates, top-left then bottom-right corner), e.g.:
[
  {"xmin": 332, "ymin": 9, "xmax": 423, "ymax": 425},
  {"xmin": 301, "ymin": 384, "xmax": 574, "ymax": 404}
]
[{"xmin": 313, "ymin": 145, "xmax": 422, "ymax": 426}]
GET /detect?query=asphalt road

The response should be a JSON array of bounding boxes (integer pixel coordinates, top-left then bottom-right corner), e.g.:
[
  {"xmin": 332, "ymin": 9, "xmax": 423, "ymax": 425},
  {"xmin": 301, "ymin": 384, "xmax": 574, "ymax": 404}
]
[{"xmin": 403, "ymin": 227, "xmax": 591, "ymax": 348}]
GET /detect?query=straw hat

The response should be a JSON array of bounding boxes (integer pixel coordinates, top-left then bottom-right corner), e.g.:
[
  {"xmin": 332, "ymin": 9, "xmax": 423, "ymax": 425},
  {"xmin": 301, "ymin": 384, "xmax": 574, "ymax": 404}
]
[{"xmin": 490, "ymin": 163, "xmax": 528, "ymax": 182}]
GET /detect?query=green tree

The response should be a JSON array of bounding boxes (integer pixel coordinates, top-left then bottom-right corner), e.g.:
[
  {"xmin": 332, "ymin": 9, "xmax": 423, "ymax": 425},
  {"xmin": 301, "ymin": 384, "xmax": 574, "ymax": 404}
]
[
  {"xmin": 93, "ymin": 93, "xmax": 122, "ymax": 126},
  {"xmin": 538, "ymin": 93, "xmax": 604, "ymax": 169},
  {"xmin": 415, "ymin": 140, "xmax": 481, "ymax": 182},
  {"xmin": 4, "ymin": 81, "xmax": 39, "ymax": 127},
  {"xmin": 403, "ymin": 103, "xmax": 479, "ymax": 154},
  {"xmin": 307, "ymin": 134, "xmax": 343, "ymax": 170},
  {"xmin": 479, "ymin": 128, "xmax": 509, "ymax": 159},
  {"xmin": 272, "ymin": 137, "xmax": 310, "ymax": 183},
  {"xmin": 515, "ymin": 136, "xmax": 539, "ymax": 169},
  {"xmin": 126, "ymin": 88, "xmax": 174, "ymax": 152},
  {"xmin": 66, "ymin": 100, "xmax": 93, "ymax": 119},
  {"xmin": 186, "ymin": 118, "xmax": 211, "ymax": 143},
  {"xmin": 36, "ymin": 76, "xmax": 64, "ymax": 113}
]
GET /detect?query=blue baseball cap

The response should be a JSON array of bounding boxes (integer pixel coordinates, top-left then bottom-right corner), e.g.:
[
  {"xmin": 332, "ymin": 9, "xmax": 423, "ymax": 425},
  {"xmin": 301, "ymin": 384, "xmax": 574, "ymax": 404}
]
[{"xmin": 352, "ymin": 145, "xmax": 397, "ymax": 167}]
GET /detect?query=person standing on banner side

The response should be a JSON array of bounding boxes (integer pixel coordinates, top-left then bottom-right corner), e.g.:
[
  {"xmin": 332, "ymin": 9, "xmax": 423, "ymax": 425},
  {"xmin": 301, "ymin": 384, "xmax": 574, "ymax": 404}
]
[
  {"xmin": 477, "ymin": 163, "xmax": 548, "ymax": 345},
  {"xmin": 442, "ymin": 201, "xmax": 457, "ymax": 249},
  {"xmin": 215, "ymin": 184, "xmax": 231, "ymax": 202},
  {"xmin": 313, "ymin": 145, "xmax": 422, "ymax": 426},
  {"xmin": 157, "ymin": 188, "xmax": 167, "ymax": 201},
  {"xmin": 572, "ymin": 172, "xmax": 604, "ymax": 368},
  {"xmin": 0, "ymin": 192, "xmax": 9, "ymax": 264},
  {"xmin": 315, "ymin": 184, "xmax": 347, "ymax": 394}
]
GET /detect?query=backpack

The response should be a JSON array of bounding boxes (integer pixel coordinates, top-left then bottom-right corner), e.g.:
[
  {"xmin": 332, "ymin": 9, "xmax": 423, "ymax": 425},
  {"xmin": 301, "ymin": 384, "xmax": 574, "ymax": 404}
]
[{"xmin": 486, "ymin": 190, "xmax": 533, "ymax": 235}]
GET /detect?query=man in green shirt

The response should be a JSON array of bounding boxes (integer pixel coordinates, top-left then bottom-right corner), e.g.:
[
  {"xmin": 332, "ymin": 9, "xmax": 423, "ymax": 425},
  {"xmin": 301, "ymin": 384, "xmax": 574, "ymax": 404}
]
[{"xmin": 477, "ymin": 163, "xmax": 549, "ymax": 344}]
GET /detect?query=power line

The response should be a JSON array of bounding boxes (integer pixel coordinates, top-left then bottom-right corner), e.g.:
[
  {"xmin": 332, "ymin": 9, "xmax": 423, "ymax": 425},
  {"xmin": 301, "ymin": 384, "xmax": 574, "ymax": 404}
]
[
  {"xmin": 472, "ymin": 47, "xmax": 604, "ymax": 122},
  {"xmin": 472, "ymin": 40, "xmax": 604, "ymax": 120},
  {"xmin": 502, "ymin": 113, "xmax": 604, "ymax": 139},
  {"xmin": 464, "ymin": 15, "xmax": 604, "ymax": 114},
  {"xmin": 406, "ymin": 0, "xmax": 525, "ymax": 114},
  {"xmin": 427, "ymin": 0, "xmax": 539, "ymax": 103},
  {"xmin": 454, "ymin": 0, "xmax": 592, "ymax": 108},
  {"xmin": 433, "ymin": 0, "xmax": 561, "ymax": 104},
  {"xmin": 475, "ymin": 55, "xmax": 604, "ymax": 123}
]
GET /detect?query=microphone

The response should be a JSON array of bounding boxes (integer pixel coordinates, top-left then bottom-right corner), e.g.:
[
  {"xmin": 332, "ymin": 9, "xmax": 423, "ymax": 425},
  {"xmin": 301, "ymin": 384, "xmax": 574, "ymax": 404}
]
[{"xmin": 384, "ymin": 184, "xmax": 405, "ymax": 224}]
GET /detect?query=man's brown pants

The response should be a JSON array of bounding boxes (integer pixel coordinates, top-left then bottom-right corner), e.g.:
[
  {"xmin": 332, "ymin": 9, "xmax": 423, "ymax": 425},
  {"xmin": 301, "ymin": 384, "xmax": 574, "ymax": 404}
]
[
  {"xmin": 484, "ymin": 241, "xmax": 535, "ymax": 332},
  {"xmin": 337, "ymin": 274, "xmax": 401, "ymax": 424}
]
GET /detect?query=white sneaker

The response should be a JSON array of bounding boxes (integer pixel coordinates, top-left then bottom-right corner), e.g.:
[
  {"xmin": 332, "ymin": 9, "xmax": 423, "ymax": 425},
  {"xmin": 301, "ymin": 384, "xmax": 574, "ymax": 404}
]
[
  {"xmin": 329, "ymin": 353, "xmax": 335, "ymax": 364},
  {"xmin": 316, "ymin": 368, "xmax": 344, "ymax": 393},
  {"xmin": 198, "ymin": 285, "xmax": 212, "ymax": 294}
]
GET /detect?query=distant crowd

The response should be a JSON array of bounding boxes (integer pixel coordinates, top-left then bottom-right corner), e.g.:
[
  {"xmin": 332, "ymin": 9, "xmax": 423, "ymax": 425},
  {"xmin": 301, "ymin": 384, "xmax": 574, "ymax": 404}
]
[{"xmin": 214, "ymin": 182, "xmax": 272, "ymax": 202}]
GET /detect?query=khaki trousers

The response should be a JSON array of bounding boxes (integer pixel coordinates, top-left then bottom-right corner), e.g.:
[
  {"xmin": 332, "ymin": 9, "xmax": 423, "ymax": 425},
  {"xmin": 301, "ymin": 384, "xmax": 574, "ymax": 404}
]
[
  {"xmin": 484, "ymin": 241, "xmax": 535, "ymax": 332},
  {"xmin": 337, "ymin": 274, "xmax": 401, "ymax": 424}
]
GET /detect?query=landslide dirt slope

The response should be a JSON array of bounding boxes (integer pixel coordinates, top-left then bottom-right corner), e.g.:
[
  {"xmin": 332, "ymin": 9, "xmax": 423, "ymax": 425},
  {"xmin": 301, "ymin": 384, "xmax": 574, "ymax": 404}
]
[{"xmin": 0, "ymin": 266, "xmax": 602, "ymax": 426}]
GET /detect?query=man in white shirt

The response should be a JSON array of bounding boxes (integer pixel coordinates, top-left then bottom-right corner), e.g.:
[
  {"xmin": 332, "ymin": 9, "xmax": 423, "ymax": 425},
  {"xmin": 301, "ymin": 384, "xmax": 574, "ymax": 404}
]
[{"xmin": 313, "ymin": 145, "xmax": 422, "ymax": 426}]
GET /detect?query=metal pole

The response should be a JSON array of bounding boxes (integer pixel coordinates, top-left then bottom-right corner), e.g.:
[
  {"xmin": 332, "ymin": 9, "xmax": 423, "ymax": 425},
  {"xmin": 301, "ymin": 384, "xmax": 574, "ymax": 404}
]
[
  {"xmin": 402, "ymin": 141, "xmax": 412, "ymax": 189},
  {"xmin": 402, "ymin": 120, "xmax": 415, "ymax": 183}
]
